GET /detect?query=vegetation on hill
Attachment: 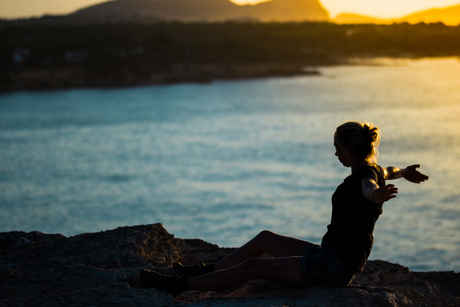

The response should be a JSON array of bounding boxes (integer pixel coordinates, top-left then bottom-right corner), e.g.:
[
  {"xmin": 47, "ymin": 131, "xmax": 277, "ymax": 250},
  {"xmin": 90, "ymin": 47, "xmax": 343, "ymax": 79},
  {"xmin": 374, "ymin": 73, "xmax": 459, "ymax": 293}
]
[{"xmin": 1, "ymin": 21, "xmax": 460, "ymax": 90}]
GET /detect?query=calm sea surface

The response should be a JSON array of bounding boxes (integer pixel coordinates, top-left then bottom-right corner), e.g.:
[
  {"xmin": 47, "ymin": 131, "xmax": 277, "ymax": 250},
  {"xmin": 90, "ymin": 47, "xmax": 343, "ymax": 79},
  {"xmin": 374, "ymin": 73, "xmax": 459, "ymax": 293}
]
[{"xmin": 1, "ymin": 58, "xmax": 460, "ymax": 272}]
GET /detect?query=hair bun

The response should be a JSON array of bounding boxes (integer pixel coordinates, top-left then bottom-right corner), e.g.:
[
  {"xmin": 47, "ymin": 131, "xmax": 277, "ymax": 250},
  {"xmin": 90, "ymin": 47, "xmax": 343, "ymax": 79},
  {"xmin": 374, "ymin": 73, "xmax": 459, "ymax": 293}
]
[{"xmin": 362, "ymin": 124, "xmax": 372, "ymax": 139}]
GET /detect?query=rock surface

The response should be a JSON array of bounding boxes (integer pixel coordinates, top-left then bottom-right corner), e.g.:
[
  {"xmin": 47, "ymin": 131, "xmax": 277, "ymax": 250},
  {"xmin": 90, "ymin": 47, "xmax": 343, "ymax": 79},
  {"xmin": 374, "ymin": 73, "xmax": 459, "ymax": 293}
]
[{"xmin": 1, "ymin": 224, "xmax": 459, "ymax": 306}]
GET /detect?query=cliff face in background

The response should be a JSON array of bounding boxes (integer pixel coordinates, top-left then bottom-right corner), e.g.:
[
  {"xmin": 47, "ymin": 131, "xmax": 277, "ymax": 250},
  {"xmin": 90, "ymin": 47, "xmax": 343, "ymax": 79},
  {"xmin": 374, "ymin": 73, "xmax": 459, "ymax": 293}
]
[
  {"xmin": 1, "ymin": 224, "xmax": 459, "ymax": 306},
  {"xmin": 70, "ymin": 0, "xmax": 330, "ymax": 22}
]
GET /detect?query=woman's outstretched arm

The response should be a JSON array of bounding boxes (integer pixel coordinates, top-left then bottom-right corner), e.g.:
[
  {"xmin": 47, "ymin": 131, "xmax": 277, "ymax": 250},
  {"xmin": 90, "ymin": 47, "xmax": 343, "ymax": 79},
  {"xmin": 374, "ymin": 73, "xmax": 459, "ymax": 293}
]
[{"xmin": 384, "ymin": 164, "xmax": 429, "ymax": 183}]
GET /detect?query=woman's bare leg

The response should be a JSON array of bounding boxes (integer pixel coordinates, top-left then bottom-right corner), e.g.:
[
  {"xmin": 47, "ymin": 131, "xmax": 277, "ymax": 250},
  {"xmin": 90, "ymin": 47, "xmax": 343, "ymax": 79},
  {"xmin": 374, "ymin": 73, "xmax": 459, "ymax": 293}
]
[
  {"xmin": 188, "ymin": 257, "xmax": 301, "ymax": 292},
  {"xmin": 214, "ymin": 230, "xmax": 311, "ymax": 271}
]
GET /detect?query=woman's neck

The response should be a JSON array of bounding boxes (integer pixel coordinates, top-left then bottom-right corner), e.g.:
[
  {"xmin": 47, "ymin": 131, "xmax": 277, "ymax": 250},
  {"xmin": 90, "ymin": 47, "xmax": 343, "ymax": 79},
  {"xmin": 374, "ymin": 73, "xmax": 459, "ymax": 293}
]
[{"xmin": 351, "ymin": 161, "xmax": 369, "ymax": 173}]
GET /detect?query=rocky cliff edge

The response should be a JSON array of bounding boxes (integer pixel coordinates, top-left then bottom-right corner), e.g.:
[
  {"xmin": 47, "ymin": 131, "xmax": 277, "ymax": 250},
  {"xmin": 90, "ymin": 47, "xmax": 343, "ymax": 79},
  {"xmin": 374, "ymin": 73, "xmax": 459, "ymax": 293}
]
[{"xmin": 1, "ymin": 223, "xmax": 459, "ymax": 306}]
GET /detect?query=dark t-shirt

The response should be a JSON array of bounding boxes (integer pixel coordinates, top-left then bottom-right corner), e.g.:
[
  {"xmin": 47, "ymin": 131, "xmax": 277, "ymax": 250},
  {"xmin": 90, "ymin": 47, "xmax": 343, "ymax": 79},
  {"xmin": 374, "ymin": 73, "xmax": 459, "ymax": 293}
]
[{"xmin": 322, "ymin": 164, "xmax": 385, "ymax": 274}]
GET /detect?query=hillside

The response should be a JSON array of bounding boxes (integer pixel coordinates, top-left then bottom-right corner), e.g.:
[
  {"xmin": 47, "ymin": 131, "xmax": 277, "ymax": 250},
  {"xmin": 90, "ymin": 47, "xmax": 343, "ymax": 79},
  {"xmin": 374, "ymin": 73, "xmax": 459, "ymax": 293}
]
[
  {"xmin": 2, "ymin": 1, "xmax": 460, "ymax": 93},
  {"xmin": 69, "ymin": 0, "xmax": 329, "ymax": 22},
  {"xmin": 401, "ymin": 4, "xmax": 460, "ymax": 25},
  {"xmin": 3, "ymin": 22, "xmax": 460, "ymax": 91},
  {"xmin": 334, "ymin": 3, "xmax": 460, "ymax": 25}
]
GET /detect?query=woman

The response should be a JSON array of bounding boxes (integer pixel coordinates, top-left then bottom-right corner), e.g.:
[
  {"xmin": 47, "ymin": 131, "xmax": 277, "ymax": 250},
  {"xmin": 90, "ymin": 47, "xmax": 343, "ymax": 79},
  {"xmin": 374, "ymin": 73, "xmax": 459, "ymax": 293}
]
[{"xmin": 140, "ymin": 121, "xmax": 429, "ymax": 297}]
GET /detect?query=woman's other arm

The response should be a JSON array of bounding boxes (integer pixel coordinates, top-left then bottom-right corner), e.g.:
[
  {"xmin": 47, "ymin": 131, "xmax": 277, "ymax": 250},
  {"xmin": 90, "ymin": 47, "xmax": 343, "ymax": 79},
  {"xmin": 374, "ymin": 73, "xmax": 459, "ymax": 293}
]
[{"xmin": 362, "ymin": 178, "xmax": 398, "ymax": 203}]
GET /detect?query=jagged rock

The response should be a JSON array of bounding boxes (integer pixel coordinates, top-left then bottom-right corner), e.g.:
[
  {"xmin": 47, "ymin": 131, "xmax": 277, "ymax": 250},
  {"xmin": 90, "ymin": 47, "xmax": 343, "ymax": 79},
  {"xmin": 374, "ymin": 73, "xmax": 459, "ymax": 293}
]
[{"xmin": 0, "ymin": 224, "xmax": 458, "ymax": 306}]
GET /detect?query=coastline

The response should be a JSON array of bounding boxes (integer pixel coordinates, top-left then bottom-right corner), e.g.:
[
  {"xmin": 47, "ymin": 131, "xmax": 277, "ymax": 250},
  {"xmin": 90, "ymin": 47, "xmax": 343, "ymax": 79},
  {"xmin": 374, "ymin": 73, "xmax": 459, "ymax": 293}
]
[
  {"xmin": 1, "ymin": 224, "xmax": 459, "ymax": 306},
  {"xmin": 3, "ymin": 21, "xmax": 460, "ymax": 93},
  {"xmin": 1, "ymin": 62, "xmax": 323, "ymax": 92},
  {"xmin": 3, "ymin": 57, "xmax": 459, "ymax": 93}
]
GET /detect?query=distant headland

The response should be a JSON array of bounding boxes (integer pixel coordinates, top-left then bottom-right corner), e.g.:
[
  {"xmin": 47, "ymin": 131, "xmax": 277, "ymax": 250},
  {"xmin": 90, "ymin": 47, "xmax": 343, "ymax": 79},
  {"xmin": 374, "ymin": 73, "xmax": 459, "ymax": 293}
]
[
  {"xmin": 2, "ymin": 0, "xmax": 330, "ymax": 24},
  {"xmin": 1, "ymin": 21, "xmax": 460, "ymax": 92},
  {"xmin": 335, "ymin": 4, "xmax": 460, "ymax": 25}
]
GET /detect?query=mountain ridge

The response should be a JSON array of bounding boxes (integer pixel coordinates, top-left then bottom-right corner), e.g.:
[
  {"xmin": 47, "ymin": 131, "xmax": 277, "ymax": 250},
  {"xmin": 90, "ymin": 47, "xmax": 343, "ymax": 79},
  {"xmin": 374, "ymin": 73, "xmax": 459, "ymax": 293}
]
[
  {"xmin": 69, "ymin": 0, "xmax": 330, "ymax": 22},
  {"xmin": 335, "ymin": 4, "xmax": 460, "ymax": 25},
  {"xmin": 402, "ymin": 4, "xmax": 460, "ymax": 25}
]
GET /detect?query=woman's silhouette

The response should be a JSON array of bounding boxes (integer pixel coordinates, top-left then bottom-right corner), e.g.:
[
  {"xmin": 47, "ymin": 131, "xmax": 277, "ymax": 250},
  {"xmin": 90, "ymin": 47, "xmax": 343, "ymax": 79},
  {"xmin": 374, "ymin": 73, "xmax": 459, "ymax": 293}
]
[{"xmin": 140, "ymin": 121, "xmax": 429, "ymax": 297}]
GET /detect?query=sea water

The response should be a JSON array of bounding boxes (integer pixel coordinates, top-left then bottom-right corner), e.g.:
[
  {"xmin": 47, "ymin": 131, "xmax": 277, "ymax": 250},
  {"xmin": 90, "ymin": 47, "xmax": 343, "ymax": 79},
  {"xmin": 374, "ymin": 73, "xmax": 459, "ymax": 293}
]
[{"xmin": 1, "ymin": 58, "xmax": 459, "ymax": 272}]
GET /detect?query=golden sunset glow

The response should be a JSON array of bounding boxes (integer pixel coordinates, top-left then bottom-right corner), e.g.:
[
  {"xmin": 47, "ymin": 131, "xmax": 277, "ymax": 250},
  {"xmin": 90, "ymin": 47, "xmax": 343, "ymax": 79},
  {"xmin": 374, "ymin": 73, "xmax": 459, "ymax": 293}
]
[
  {"xmin": 0, "ymin": 0, "xmax": 459, "ymax": 21},
  {"xmin": 314, "ymin": 0, "xmax": 460, "ymax": 18},
  {"xmin": 232, "ymin": 0, "xmax": 460, "ymax": 18}
]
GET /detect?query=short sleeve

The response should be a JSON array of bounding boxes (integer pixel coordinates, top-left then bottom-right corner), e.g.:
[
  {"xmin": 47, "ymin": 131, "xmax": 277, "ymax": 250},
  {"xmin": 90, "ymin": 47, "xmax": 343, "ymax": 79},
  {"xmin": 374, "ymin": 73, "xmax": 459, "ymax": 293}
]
[{"xmin": 360, "ymin": 165, "xmax": 385, "ymax": 187}]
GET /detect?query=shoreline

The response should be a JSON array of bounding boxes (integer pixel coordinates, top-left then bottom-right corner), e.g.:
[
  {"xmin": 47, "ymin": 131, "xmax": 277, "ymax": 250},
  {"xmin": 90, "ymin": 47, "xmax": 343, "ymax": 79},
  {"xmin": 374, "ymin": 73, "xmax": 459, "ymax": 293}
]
[
  {"xmin": 3, "ymin": 21, "xmax": 460, "ymax": 93},
  {"xmin": 2, "ymin": 57, "xmax": 458, "ymax": 93},
  {"xmin": 1, "ymin": 62, "xmax": 323, "ymax": 93}
]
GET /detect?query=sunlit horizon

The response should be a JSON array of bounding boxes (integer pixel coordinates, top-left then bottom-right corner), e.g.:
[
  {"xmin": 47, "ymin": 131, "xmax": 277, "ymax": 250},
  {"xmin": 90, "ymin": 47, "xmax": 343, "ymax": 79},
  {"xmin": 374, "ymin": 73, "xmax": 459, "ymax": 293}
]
[{"xmin": 0, "ymin": 0, "xmax": 459, "ymax": 20}]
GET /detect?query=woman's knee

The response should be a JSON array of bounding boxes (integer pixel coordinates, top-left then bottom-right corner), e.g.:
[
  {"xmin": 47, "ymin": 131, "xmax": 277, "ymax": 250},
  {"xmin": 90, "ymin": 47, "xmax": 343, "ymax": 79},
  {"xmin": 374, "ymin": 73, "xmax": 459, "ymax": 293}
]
[{"xmin": 256, "ymin": 230, "xmax": 276, "ymax": 241}]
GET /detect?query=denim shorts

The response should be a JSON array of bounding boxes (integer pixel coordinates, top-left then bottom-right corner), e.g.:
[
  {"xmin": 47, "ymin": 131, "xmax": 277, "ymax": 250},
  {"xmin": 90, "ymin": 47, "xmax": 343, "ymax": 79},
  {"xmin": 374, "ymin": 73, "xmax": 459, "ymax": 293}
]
[{"xmin": 298, "ymin": 240, "xmax": 356, "ymax": 287}]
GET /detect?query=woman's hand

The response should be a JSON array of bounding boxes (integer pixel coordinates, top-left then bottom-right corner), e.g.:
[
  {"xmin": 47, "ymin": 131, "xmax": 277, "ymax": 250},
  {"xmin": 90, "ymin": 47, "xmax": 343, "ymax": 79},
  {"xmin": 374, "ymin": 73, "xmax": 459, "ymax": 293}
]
[
  {"xmin": 362, "ymin": 178, "xmax": 398, "ymax": 203},
  {"xmin": 401, "ymin": 164, "xmax": 429, "ymax": 184},
  {"xmin": 371, "ymin": 184, "xmax": 398, "ymax": 203}
]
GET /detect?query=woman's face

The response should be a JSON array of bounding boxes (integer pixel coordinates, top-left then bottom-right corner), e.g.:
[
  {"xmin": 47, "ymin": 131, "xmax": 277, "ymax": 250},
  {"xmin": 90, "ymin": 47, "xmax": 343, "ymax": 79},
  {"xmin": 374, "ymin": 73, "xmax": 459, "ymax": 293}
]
[{"xmin": 334, "ymin": 141, "xmax": 351, "ymax": 168}]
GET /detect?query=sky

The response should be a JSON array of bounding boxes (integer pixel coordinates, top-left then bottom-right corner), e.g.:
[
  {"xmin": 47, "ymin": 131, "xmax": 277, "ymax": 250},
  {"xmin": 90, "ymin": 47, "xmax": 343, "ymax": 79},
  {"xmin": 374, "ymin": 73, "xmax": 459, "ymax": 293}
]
[{"xmin": 0, "ymin": 0, "xmax": 459, "ymax": 19}]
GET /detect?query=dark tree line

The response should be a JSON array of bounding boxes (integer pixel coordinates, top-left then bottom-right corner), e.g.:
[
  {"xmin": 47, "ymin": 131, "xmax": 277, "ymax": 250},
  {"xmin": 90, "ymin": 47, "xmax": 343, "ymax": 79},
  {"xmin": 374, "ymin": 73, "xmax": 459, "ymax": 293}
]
[{"xmin": 1, "ymin": 21, "xmax": 460, "ymax": 89}]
